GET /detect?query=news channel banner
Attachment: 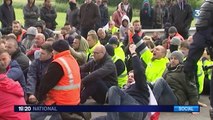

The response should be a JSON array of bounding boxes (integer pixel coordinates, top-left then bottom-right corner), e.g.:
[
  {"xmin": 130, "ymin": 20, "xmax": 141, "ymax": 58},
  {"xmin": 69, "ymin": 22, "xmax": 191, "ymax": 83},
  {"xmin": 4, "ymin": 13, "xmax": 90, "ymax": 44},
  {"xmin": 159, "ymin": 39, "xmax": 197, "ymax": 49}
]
[{"xmin": 14, "ymin": 105, "xmax": 200, "ymax": 112}]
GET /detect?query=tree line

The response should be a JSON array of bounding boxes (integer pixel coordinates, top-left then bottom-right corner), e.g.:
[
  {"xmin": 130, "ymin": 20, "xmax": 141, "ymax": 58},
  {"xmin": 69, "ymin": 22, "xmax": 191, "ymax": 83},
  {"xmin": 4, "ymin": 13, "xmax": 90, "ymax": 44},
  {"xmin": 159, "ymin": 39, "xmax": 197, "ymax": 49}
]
[{"xmin": 55, "ymin": 0, "xmax": 203, "ymax": 9}]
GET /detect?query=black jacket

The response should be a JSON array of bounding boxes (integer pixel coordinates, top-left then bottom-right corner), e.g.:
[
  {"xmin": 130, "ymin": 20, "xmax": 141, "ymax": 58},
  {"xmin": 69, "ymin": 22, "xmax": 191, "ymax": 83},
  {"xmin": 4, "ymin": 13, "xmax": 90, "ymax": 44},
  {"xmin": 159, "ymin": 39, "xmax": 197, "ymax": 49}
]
[
  {"xmin": 80, "ymin": 54, "xmax": 117, "ymax": 87},
  {"xmin": 124, "ymin": 55, "xmax": 150, "ymax": 105},
  {"xmin": 40, "ymin": 6, "xmax": 57, "ymax": 30},
  {"xmin": 0, "ymin": 0, "xmax": 15, "ymax": 28},
  {"xmin": 169, "ymin": 3, "xmax": 193, "ymax": 32},
  {"xmin": 79, "ymin": 2, "xmax": 101, "ymax": 29},
  {"xmin": 66, "ymin": 8, "xmax": 80, "ymax": 30},
  {"xmin": 11, "ymin": 49, "xmax": 30, "ymax": 72}
]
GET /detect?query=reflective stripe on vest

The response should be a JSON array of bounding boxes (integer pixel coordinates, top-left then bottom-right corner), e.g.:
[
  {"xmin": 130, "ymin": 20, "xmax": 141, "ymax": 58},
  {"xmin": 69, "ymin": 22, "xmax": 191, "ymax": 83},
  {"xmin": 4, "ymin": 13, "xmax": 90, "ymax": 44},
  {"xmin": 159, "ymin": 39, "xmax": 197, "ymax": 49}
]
[{"xmin": 53, "ymin": 57, "xmax": 80, "ymax": 90}]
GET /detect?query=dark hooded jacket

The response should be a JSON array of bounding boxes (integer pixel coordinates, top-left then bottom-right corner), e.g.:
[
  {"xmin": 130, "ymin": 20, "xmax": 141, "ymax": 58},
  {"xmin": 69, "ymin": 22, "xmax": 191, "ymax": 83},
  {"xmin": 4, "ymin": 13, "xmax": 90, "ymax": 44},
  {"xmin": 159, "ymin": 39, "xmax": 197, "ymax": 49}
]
[
  {"xmin": 23, "ymin": 0, "xmax": 40, "ymax": 28},
  {"xmin": 0, "ymin": 0, "xmax": 15, "ymax": 28},
  {"xmin": 40, "ymin": 3, "xmax": 57, "ymax": 30},
  {"xmin": 11, "ymin": 48, "xmax": 30, "ymax": 72}
]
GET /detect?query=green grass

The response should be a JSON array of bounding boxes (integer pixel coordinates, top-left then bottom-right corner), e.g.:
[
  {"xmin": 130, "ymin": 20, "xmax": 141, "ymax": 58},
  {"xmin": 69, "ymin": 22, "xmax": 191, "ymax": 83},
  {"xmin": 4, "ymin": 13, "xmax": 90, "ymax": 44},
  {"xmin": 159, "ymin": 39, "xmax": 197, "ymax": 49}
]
[
  {"xmin": 1, "ymin": 0, "xmax": 194, "ymax": 30},
  {"xmin": 15, "ymin": 8, "xmax": 66, "ymax": 30}
]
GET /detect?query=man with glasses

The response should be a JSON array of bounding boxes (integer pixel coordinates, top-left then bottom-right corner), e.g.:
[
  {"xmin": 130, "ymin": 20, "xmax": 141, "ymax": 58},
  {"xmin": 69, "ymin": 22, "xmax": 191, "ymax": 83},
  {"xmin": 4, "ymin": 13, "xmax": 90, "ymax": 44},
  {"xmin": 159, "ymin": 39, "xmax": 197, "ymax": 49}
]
[{"xmin": 80, "ymin": 45, "xmax": 117, "ymax": 104}]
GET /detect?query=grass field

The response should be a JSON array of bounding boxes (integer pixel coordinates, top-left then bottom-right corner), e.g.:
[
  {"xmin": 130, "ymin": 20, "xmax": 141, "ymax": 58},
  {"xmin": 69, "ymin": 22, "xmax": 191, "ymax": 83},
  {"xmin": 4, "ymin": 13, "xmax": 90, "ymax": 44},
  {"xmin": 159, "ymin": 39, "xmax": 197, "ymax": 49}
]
[
  {"xmin": 14, "ymin": 8, "xmax": 140, "ymax": 30},
  {"xmin": 2, "ymin": 0, "xmax": 194, "ymax": 30},
  {"xmin": 15, "ymin": 8, "xmax": 66, "ymax": 30}
]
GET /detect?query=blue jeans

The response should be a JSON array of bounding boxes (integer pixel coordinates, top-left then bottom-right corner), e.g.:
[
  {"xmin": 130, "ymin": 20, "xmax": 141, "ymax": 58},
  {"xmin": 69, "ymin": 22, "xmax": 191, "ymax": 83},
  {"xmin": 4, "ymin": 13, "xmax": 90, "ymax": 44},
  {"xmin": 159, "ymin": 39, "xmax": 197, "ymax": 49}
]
[
  {"xmin": 31, "ymin": 112, "xmax": 62, "ymax": 120},
  {"xmin": 153, "ymin": 78, "xmax": 177, "ymax": 105},
  {"xmin": 94, "ymin": 86, "xmax": 145, "ymax": 120}
]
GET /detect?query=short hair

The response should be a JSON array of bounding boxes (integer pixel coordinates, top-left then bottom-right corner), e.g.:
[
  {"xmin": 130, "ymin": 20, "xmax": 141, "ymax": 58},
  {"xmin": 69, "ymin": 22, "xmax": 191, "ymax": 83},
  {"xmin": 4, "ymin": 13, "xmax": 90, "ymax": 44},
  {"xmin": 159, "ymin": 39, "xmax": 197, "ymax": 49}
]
[
  {"xmin": 0, "ymin": 38, "xmax": 6, "ymax": 44},
  {"xmin": 162, "ymin": 39, "xmax": 168, "ymax": 44},
  {"xmin": 1, "ymin": 35, "xmax": 7, "ymax": 40},
  {"xmin": 0, "ymin": 49, "xmax": 9, "ymax": 56},
  {"xmin": 7, "ymin": 33, "xmax": 17, "ymax": 40},
  {"xmin": 12, "ymin": 20, "xmax": 21, "ymax": 25},
  {"xmin": 128, "ymin": 70, "xmax": 134, "ymax": 75},
  {"xmin": 0, "ymin": 62, "xmax": 6, "ymax": 74},
  {"xmin": 112, "ymin": 32, "xmax": 120, "ymax": 40},
  {"xmin": 64, "ymin": 22, "xmax": 70, "ymax": 26},
  {"xmin": 5, "ymin": 35, "xmax": 19, "ymax": 48},
  {"xmin": 61, "ymin": 26, "xmax": 70, "ymax": 31},
  {"xmin": 180, "ymin": 41, "xmax": 189, "ymax": 49},
  {"xmin": 133, "ymin": 20, "xmax": 140, "ymax": 25},
  {"xmin": 46, "ymin": 37, "xmax": 55, "ymax": 42},
  {"xmin": 75, "ymin": 35, "xmax": 82, "ymax": 41},
  {"xmin": 87, "ymin": 30, "xmax": 98, "ymax": 41},
  {"xmin": 41, "ymin": 43, "xmax": 53, "ymax": 53}
]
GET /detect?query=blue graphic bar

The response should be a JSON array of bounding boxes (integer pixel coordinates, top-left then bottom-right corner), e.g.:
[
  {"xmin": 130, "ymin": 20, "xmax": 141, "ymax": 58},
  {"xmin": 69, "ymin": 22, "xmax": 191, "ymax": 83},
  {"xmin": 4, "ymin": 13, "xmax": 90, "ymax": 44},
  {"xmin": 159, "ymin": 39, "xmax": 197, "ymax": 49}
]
[
  {"xmin": 14, "ymin": 105, "xmax": 200, "ymax": 112},
  {"xmin": 173, "ymin": 106, "xmax": 200, "ymax": 112}
]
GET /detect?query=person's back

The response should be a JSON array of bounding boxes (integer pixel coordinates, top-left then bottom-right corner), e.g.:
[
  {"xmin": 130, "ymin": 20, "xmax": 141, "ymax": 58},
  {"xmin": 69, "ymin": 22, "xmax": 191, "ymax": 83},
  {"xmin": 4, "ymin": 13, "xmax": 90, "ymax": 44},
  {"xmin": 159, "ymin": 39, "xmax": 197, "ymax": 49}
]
[{"xmin": 0, "ymin": 63, "xmax": 30, "ymax": 120}]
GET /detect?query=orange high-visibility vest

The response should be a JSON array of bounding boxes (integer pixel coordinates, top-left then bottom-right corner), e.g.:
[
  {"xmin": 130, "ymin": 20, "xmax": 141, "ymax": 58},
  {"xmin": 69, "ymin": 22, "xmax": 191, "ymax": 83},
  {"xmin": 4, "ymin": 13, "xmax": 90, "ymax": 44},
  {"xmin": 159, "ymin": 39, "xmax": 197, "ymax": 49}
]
[{"xmin": 45, "ymin": 50, "xmax": 81, "ymax": 105}]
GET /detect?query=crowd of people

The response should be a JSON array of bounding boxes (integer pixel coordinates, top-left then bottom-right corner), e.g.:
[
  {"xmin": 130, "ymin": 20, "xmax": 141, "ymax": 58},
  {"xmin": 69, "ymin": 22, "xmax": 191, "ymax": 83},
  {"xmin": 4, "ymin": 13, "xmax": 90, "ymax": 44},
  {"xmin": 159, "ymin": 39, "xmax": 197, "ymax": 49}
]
[{"xmin": 0, "ymin": 0, "xmax": 211, "ymax": 120}]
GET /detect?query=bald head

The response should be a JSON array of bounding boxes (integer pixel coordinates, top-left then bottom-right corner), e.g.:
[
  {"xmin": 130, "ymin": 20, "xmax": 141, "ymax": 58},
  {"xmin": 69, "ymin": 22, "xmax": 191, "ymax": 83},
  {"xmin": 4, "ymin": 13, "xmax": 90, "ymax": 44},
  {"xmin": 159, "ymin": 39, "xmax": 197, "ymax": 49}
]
[
  {"xmin": 93, "ymin": 45, "xmax": 106, "ymax": 61},
  {"xmin": 95, "ymin": 45, "xmax": 106, "ymax": 54},
  {"xmin": 152, "ymin": 45, "xmax": 167, "ymax": 59}
]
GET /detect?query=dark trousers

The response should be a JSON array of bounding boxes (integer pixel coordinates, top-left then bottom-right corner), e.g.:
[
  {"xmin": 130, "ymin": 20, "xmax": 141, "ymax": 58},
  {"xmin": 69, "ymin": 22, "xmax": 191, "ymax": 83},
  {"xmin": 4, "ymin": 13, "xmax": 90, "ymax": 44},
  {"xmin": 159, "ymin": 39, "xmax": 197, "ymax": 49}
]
[
  {"xmin": 184, "ymin": 29, "xmax": 212, "ymax": 107},
  {"xmin": 80, "ymin": 80, "xmax": 110, "ymax": 104}
]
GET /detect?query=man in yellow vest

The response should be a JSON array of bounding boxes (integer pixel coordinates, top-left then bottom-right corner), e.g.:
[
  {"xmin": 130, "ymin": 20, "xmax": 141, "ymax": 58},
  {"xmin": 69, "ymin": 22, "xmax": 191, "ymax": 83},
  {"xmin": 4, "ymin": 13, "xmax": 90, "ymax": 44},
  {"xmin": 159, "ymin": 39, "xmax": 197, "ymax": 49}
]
[{"xmin": 131, "ymin": 31, "xmax": 169, "ymax": 83}]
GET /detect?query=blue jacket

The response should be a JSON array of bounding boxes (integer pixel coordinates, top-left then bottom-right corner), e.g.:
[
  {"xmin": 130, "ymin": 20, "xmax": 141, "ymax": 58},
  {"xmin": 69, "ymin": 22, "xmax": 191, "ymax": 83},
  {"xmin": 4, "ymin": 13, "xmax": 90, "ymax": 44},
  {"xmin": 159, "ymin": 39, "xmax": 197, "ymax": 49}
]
[
  {"xmin": 7, "ymin": 60, "xmax": 26, "ymax": 93},
  {"xmin": 26, "ymin": 58, "xmax": 52, "ymax": 96}
]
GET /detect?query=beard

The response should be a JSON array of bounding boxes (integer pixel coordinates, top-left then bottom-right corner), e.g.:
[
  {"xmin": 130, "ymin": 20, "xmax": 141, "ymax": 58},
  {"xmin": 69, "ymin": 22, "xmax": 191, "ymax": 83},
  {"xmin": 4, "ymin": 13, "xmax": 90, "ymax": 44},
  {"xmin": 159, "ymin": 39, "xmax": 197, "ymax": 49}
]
[{"xmin": 13, "ymin": 29, "xmax": 22, "ymax": 36}]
